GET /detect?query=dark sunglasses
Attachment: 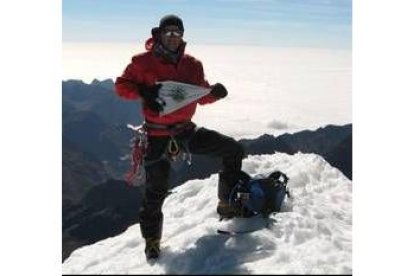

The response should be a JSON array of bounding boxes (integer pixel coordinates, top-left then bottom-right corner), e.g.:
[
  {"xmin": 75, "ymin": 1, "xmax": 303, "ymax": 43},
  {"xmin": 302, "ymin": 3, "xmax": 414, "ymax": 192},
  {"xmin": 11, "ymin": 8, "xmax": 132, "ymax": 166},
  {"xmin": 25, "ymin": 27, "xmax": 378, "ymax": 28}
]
[{"xmin": 163, "ymin": 30, "xmax": 183, "ymax": 38}]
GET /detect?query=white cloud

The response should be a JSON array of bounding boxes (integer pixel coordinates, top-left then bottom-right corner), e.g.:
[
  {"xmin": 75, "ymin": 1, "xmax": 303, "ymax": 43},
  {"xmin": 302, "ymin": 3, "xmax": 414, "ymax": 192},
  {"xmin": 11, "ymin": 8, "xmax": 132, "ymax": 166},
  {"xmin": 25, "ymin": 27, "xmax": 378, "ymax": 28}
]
[
  {"xmin": 267, "ymin": 119, "xmax": 289, "ymax": 130},
  {"xmin": 63, "ymin": 43, "xmax": 352, "ymax": 139}
]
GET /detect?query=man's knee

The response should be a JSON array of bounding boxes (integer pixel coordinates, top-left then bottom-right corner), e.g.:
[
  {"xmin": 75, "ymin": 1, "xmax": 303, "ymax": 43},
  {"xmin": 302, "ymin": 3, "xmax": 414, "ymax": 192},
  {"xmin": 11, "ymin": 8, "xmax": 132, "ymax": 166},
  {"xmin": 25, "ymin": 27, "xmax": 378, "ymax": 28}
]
[
  {"xmin": 232, "ymin": 141, "xmax": 245, "ymax": 159},
  {"xmin": 226, "ymin": 139, "xmax": 245, "ymax": 163}
]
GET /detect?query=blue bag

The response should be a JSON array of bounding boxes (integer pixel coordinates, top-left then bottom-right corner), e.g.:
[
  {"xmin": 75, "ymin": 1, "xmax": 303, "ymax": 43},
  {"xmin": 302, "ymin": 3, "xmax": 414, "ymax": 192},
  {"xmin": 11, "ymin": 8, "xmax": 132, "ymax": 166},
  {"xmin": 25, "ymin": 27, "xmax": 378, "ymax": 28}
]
[{"xmin": 228, "ymin": 171, "xmax": 290, "ymax": 217}]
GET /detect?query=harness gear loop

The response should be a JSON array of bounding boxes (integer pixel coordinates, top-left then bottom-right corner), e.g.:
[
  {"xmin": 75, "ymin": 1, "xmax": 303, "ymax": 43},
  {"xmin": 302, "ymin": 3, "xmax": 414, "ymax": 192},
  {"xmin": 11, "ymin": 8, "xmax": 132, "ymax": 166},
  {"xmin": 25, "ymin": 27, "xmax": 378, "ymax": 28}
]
[{"xmin": 125, "ymin": 124, "xmax": 148, "ymax": 185}]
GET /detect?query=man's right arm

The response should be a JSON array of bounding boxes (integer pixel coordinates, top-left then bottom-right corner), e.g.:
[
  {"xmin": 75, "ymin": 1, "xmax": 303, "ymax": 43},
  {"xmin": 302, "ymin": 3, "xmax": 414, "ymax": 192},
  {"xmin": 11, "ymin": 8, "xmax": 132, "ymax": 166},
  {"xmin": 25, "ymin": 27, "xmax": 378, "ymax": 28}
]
[
  {"xmin": 115, "ymin": 61, "xmax": 141, "ymax": 100},
  {"xmin": 115, "ymin": 57, "xmax": 164, "ymax": 112}
]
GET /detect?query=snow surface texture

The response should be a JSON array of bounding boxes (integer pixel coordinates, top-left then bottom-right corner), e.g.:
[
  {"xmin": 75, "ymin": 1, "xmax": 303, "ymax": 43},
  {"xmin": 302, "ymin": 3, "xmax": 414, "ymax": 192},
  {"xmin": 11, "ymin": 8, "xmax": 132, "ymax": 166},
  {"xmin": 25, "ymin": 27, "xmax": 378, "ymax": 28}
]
[{"xmin": 62, "ymin": 152, "xmax": 352, "ymax": 274}]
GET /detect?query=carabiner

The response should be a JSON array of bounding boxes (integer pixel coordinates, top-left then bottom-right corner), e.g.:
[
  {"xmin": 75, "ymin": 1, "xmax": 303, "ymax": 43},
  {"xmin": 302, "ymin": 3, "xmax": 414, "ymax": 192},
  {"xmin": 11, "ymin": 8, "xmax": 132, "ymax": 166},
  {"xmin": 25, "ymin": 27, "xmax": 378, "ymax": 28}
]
[{"xmin": 168, "ymin": 137, "xmax": 180, "ymax": 158}]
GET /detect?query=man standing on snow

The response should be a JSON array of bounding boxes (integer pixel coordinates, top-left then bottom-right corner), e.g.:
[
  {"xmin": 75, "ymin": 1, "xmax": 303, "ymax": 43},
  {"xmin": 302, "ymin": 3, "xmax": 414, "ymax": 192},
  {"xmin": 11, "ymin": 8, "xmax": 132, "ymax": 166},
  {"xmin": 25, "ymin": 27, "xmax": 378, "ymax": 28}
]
[{"xmin": 115, "ymin": 14, "xmax": 245, "ymax": 260}]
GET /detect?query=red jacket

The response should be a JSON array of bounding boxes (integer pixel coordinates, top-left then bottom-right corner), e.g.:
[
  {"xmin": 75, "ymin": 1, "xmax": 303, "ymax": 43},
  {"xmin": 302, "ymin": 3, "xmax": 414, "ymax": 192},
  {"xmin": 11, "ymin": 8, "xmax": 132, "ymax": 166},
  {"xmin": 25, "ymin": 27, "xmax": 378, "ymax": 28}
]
[{"xmin": 115, "ymin": 38, "xmax": 218, "ymax": 135}]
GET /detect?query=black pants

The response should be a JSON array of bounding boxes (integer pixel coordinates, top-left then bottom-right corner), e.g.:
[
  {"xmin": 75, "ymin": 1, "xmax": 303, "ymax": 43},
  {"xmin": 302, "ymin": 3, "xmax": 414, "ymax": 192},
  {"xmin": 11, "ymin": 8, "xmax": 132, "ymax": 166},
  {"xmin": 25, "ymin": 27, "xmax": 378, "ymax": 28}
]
[{"xmin": 139, "ymin": 127, "xmax": 245, "ymax": 240}]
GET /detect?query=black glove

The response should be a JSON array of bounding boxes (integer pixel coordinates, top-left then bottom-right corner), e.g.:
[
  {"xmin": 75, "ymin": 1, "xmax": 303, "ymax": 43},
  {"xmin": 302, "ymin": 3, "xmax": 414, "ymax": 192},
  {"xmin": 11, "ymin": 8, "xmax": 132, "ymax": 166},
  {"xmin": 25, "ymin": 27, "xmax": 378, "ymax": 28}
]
[
  {"xmin": 137, "ymin": 83, "xmax": 165, "ymax": 112},
  {"xmin": 210, "ymin": 83, "xmax": 228, "ymax": 99}
]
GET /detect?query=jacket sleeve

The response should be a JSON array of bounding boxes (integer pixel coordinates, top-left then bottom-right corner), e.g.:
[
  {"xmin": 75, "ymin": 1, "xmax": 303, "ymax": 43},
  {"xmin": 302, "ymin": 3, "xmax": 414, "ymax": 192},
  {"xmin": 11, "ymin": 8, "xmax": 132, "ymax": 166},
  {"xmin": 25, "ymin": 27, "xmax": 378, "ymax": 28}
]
[
  {"xmin": 194, "ymin": 61, "xmax": 218, "ymax": 105},
  {"xmin": 115, "ymin": 57, "xmax": 149, "ymax": 101}
]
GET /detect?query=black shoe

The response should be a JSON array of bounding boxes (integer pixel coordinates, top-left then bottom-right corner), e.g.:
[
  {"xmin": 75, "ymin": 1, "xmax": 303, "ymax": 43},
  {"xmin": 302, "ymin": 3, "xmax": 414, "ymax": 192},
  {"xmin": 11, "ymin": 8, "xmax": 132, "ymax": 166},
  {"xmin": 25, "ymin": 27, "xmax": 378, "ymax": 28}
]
[
  {"xmin": 217, "ymin": 200, "xmax": 258, "ymax": 219},
  {"xmin": 145, "ymin": 238, "xmax": 160, "ymax": 260},
  {"xmin": 217, "ymin": 200, "xmax": 238, "ymax": 219}
]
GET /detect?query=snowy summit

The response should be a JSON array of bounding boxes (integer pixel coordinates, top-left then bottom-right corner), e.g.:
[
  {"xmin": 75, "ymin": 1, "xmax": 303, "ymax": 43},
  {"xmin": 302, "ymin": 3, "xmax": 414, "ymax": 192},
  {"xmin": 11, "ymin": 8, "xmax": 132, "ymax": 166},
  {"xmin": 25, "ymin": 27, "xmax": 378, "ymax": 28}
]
[{"xmin": 62, "ymin": 152, "xmax": 352, "ymax": 274}]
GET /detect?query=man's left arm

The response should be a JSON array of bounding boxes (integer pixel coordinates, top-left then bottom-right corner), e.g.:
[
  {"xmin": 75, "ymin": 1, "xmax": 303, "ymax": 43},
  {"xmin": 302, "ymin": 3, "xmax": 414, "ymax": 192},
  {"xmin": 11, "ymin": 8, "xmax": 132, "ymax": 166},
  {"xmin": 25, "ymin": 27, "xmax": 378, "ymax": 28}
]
[{"xmin": 195, "ymin": 62, "xmax": 227, "ymax": 105}]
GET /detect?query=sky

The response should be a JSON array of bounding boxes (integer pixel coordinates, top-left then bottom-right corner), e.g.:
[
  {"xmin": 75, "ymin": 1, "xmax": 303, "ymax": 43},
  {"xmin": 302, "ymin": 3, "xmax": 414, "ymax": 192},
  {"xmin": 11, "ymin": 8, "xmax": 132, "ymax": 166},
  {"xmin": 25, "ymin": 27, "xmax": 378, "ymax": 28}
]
[
  {"xmin": 62, "ymin": 152, "xmax": 352, "ymax": 274},
  {"xmin": 63, "ymin": 0, "xmax": 352, "ymax": 48}
]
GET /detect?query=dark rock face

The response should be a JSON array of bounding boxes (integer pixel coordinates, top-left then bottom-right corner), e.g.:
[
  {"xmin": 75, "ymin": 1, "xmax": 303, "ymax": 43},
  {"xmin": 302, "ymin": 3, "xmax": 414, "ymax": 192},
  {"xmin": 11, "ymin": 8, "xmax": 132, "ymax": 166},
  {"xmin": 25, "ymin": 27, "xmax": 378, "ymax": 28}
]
[
  {"xmin": 241, "ymin": 124, "xmax": 352, "ymax": 179},
  {"xmin": 62, "ymin": 179, "xmax": 143, "ymax": 261},
  {"xmin": 62, "ymin": 79, "xmax": 144, "ymax": 202},
  {"xmin": 62, "ymin": 79, "xmax": 145, "ymax": 261}
]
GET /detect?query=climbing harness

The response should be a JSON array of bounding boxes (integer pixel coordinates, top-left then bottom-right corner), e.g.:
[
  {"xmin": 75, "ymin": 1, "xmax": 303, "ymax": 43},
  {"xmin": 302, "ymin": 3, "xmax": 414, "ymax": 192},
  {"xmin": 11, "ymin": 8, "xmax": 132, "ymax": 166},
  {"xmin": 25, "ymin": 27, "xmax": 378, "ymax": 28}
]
[
  {"xmin": 125, "ymin": 121, "xmax": 195, "ymax": 185},
  {"xmin": 144, "ymin": 121, "xmax": 195, "ymax": 164}
]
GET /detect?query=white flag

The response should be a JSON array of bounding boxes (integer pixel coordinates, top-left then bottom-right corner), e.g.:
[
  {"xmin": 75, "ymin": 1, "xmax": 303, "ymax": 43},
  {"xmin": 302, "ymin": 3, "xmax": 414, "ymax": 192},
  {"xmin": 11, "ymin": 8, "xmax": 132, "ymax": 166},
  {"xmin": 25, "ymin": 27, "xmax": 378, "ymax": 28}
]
[{"xmin": 156, "ymin": 81, "xmax": 211, "ymax": 116}]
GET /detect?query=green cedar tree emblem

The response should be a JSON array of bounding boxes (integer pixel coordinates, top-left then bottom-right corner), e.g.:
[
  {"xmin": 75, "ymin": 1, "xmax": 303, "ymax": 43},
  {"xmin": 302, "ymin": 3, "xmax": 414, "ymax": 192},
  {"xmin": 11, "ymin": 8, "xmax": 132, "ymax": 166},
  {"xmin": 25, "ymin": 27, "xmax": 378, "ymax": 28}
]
[{"xmin": 168, "ymin": 86, "xmax": 187, "ymax": 102}]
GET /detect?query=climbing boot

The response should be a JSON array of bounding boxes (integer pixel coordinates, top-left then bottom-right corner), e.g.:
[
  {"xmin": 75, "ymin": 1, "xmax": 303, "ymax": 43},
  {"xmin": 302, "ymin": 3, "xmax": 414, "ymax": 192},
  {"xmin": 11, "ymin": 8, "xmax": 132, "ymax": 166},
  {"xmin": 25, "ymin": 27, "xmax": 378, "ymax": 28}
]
[
  {"xmin": 145, "ymin": 238, "xmax": 161, "ymax": 260},
  {"xmin": 216, "ymin": 200, "xmax": 239, "ymax": 219}
]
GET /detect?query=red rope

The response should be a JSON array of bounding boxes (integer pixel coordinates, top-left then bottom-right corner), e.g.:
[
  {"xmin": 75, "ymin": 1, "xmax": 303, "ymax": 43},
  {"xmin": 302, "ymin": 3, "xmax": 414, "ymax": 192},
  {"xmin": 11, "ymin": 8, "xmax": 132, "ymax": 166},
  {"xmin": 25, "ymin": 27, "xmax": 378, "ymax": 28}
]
[{"xmin": 125, "ymin": 132, "xmax": 147, "ymax": 186}]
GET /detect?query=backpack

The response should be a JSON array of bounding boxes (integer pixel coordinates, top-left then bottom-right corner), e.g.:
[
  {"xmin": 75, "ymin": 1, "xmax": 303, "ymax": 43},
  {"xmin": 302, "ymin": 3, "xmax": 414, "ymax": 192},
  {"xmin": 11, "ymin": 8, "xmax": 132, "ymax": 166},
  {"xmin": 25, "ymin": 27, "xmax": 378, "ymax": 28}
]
[{"xmin": 228, "ymin": 170, "xmax": 290, "ymax": 218}]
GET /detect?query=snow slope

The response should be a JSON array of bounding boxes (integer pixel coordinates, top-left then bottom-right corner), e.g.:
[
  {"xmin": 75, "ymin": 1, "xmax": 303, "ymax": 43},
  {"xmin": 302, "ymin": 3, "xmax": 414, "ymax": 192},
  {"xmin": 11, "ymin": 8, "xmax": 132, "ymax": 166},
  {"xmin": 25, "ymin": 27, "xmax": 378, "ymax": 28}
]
[{"xmin": 62, "ymin": 152, "xmax": 352, "ymax": 274}]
